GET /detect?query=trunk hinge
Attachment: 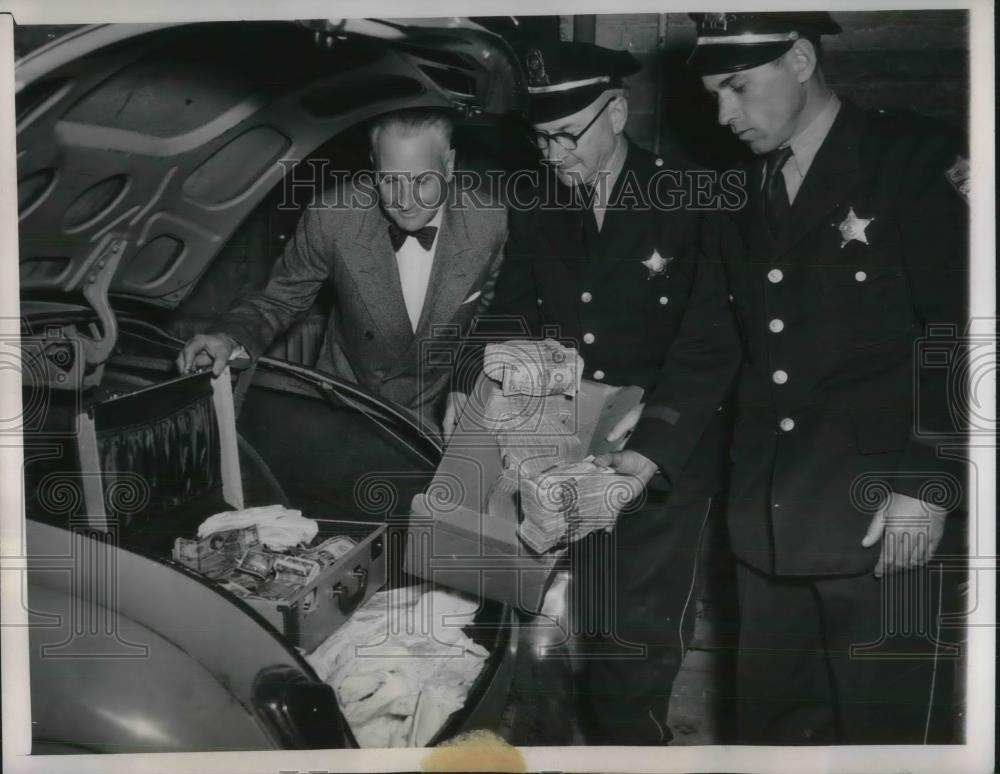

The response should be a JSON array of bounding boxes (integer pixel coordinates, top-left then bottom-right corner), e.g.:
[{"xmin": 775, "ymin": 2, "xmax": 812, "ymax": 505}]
[{"xmin": 44, "ymin": 234, "xmax": 127, "ymax": 391}]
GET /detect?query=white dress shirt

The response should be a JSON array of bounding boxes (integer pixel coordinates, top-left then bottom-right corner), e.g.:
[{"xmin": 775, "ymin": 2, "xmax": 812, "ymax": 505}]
[{"xmin": 394, "ymin": 207, "xmax": 443, "ymax": 332}]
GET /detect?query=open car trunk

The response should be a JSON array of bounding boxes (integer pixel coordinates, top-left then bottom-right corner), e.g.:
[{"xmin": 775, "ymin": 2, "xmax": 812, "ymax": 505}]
[
  {"xmin": 23, "ymin": 316, "xmax": 519, "ymax": 752},
  {"xmin": 17, "ymin": 19, "xmax": 525, "ymax": 753}
]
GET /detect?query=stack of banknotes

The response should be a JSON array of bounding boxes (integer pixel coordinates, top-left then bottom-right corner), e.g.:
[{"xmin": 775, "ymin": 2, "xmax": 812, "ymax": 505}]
[
  {"xmin": 519, "ymin": 459, "xmax": 638, "ymax": 553},
  {"xmin": 173, "ymin": 527, "xmax": 356, "ymax": 601},
  {"xmin": 483, "ymin": 339, "xmax": 583, "ymax": 397}
]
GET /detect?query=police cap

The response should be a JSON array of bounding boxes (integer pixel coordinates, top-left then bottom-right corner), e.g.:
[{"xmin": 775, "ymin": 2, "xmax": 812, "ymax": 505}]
[
  {"xmin": 687, "ymin": 12, "xmax": 841, "ymax": 75},
  {"xmin": 523, "ymin": 41, "xmax": 641, "ymax": 123}
]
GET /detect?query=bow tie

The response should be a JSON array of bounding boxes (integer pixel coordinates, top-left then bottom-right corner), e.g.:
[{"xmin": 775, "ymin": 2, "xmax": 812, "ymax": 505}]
[{"xmin": 388, "ymin": 222, "xmax": 438, "ymax": 252}]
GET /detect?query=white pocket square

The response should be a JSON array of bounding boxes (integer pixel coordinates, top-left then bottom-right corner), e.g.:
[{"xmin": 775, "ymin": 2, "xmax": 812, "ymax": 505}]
[{"xmin": 462, "ymin": 290, "xmax": 482, "ymax": 305}]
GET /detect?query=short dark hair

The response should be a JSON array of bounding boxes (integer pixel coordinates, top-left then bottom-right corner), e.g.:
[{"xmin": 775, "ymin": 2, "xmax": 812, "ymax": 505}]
[{"xmin": 368, "ymin": 107, "xmax": 454, "ymax": 150}]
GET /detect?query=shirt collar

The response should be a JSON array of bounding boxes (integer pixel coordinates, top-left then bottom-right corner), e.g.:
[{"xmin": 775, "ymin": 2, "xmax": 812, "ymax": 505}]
[
  {"xmin": 786, "ymin": 92, "xmax": 842, "ymax": 178},
  {"xmin": 592, "ymin": 135, "xmax": 629, "ymax": 206}
]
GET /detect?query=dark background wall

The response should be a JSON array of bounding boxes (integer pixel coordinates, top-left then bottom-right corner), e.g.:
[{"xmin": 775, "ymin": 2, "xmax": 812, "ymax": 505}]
[
  {"xmin": 580, "ymin": 11, "xmax": 969, "ymax": 166},
  {"xmin": 13, "ymin": 13, "xmax": 969, "ymax": 169}
]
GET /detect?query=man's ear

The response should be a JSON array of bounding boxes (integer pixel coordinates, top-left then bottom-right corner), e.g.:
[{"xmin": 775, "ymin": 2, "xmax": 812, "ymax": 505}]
[
  {"xmin": 790, "ymin": 38, "xmax": 819, "ymax": 84},
  {"xmin": 610, "ymin": 94, "xmax": 629, "ymax": 134}
]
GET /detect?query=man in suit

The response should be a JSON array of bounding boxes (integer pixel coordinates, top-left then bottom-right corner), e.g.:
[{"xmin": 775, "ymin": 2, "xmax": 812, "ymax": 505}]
[
  {"xmin": 177, "ymin": 108, "xmax": 507, "ymax": 433},
  {"xmin": 689, "ymin": 12, "xmax": 969, "ymax": 743},
  {"xmin": 477, "ymin": 42, "xmax": 740, "ymax": 745}
]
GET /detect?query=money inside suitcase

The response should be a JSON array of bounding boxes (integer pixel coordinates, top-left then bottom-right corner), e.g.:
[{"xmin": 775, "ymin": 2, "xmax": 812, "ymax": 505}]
[
  {"xmin": 71, "ymin": 369, "xmax": 387, "ymax": 653},
  {"xmin": 57, "ymin": 365, "xmax": 508, "ymax": 747}
]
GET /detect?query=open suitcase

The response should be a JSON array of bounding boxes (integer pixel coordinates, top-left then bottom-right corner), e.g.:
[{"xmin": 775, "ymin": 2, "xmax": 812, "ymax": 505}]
[
  {"xmin": 23, "ymin": 350, "xmax": 521, "ymax": 750},
  {"xmin": 71, "ymin": 368, "xmax": 388, "ymax": 653}
]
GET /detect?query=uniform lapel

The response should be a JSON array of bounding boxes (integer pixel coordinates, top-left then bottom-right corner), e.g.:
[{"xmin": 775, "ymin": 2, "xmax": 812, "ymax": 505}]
[
  {"xmin": 778, "ymin": 102, "xmax": 866, "ymax": 254},
  {"xmin": 345, "ymin": 207, "xmax": 414, "ymax": 358}
]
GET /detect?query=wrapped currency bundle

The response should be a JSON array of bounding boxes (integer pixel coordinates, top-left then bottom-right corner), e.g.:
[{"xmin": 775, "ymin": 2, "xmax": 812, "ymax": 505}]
[
  {"xmin": 483, "ymin": 339, "xmax": 582, "ymax": 397},
  {"xmin": 478, "ymin": 389, "xmax": 582, "ymax": 477},
  {"xmin": 518, "ymin": 460, "xmax": 638, "ymax": 553},
  {"xmin": 237, "ymin": 548, "xmax": 275, "ymax": 580},
  {"xmin": 176, "ymin": 516, "xmax": 362, "ymax": 604},
  {"xmin": 297, "ymin": 535, "xmax": 357, "ymax": 569},
  {"xmin": 220, "ymin": 553, "xmax": 320, "ymax": 602},
  {"xmin": 273, "ymin": 555, "xmax": 321, "ymax": 586},
  {"xmin": 172, "ymin": 525, "xmax": 261, "ymax": 579}
]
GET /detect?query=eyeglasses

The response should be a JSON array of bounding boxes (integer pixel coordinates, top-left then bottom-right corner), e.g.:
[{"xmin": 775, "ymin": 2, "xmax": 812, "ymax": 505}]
[{"xmin": 530, "ymin": 98, "xmax": 614, "ymax": 151}]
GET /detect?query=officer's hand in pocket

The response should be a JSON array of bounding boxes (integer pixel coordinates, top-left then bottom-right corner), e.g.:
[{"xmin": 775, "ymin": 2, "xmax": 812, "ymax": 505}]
[
  {"xmin": 177, "ymin": 332, "xmax": 240, "ymax": 377},
  {"xmin": 861, "ymin": 490, "xmax": 948, "ymax": 578}
]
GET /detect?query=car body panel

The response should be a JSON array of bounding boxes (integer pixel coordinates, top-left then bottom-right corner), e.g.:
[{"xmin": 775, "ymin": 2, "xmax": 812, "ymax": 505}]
[
  {"xmin": 26, "ymin": 519, "xmax": 312, "ymax": 752},
  {"xmin": 17, "ymin": 19, "xmax": 526, "ymax": 753},
  {"xmin": 16, "ymin": 20, "xmax": 521, "ymax": 309},
  {"xmin": 20, "ymin": 320, "xmax": 520, "ymax": 752}
]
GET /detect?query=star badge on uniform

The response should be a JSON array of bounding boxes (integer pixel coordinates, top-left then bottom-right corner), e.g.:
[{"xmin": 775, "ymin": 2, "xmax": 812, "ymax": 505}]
[
  {"xmin": 641, "ymin": 249, "xmax": 672, "ymax": 278},
  {"xmin": 834, "ymin": 207, "xmax": 874, "ymax": 248}
]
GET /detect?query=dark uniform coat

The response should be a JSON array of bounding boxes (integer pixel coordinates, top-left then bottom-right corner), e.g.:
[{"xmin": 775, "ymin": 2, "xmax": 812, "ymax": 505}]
[
  {"xmin": 486, "ymin": 138, "xmax": 740, "ymax": 744},
  {"xmin": 489, "ymin": 139, "xmax": 740, "ymax": 497},
  {"xmin": 717, "ymin": 100, "xmax": 969, "ymax": 577},
  {"xmin": 715, "ymin": 99, "xmax": 968, "ymax": 744}
]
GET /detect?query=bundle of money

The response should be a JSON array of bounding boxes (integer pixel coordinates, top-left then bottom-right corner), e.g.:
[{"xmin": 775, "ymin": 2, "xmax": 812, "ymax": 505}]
[
  {"xmin": 237, "ymin": 548, "xmax": 275, "ymax": 581},
  {"xmin": 483, "ymin": 339, "xmax": 582, "ymax": 398},
  {"xmin": 172, "ymin": 526, "xmax": 261, "ymax": 579},
  {"xmin": 518, "ymin": 460, "xmax": 637, "ymax": 552},
  {"xmin": 476, "ymin": 386, "xmax": 582, "ymax": 477},
  {"xmin": 175, "ymin": 522, "xmax": 364, "ymax": 605},
  {"xmin": 298, "ymin": 535, "xmax": 357, "ymax": 569},
  {"xmin": 273, "ymin": 555, "xmax": 321, "ymax": 586}
]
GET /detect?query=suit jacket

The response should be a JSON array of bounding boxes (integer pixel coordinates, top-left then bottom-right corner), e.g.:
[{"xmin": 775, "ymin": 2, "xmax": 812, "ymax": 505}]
[
  {"xmin": 215, "ymin": 182, "xmax": 508, "ymax": 431},
  {"xmin": 717, "ymin": 100, "xmax": 969, "ymax": 576},
  {"xmin": 486, "ymin": 140, "xmax": 741, "ymax": 500}
]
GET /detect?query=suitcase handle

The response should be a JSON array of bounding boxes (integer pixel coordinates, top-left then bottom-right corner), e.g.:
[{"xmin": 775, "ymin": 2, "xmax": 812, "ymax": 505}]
[{"xmin": 333, "ymin": 566, "xmax": 368, "ymax": 615}]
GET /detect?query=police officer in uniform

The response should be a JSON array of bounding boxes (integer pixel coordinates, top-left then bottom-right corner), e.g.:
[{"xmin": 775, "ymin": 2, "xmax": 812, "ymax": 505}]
[
  {"xmin": 689, "ymin": 12, "xmax": 969, "ymax": 743},
  {"xmin": 483, "ymin": 41, "xmax": 740, "ymax": 744}
]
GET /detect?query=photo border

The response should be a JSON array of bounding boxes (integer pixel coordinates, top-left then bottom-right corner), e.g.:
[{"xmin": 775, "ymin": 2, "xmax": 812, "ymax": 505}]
[{"xmin": 1, "ymin": 1, "xmax": 993, "ymax": 772}]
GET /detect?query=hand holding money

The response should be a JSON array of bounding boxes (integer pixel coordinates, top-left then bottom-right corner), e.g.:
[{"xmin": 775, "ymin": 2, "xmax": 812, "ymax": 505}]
[
  {"xmin": 592, "ymin": 449, "xmax": 659, "ymax": 490},
  {"xmin": 518, "ymin": 458, "xmax": 641, "ymax": 552}
]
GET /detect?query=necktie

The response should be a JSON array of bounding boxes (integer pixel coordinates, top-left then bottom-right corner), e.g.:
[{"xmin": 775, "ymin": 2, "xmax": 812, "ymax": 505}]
[
  {"xmin": 763, "ymin": 145, "xmax": 793, "ymax": 237},
  {"xmin": 576, "ymin": 183, "xmax": 599, "ymax": 258},
  {"xmin": 388, "ymin": 223, "xmax": 438, "ymax": 252}
]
